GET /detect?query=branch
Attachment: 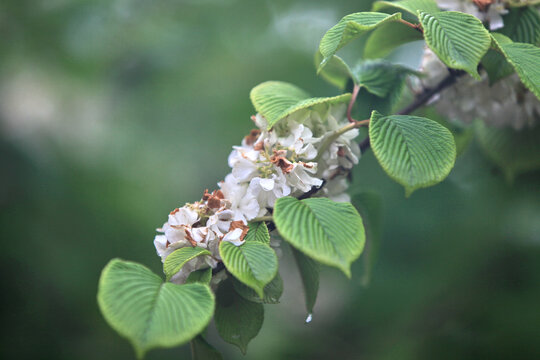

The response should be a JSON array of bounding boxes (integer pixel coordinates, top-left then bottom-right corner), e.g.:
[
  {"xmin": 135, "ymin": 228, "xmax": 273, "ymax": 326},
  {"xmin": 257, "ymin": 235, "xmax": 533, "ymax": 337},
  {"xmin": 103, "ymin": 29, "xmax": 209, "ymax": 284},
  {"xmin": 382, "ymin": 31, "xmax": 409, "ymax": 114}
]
[
  {"xmin": 360, "ymin": 69, "xmax": 465, "ymax": 154},
  {"xmin": 397, "ymin": 69, "xmax": 464, "ymax": 116}
]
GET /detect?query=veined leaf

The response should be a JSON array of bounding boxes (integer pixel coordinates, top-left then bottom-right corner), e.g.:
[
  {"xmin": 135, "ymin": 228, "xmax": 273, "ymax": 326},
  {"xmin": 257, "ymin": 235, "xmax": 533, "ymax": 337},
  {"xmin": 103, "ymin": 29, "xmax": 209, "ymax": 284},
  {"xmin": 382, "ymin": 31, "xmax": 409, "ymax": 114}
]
[
  {"xmin": 497, "ymin": 6, "xmax": 540, "ymax": 45},
  {"xmin": 482, "ymin": 33, "xmax": 515, "ymax": 85},
  {"xmin": 419, "ymin": 11, "xmax": 491, "ymax": 79},
  {"xmin": 318, "ymin": 12, "xmax": 402, "ymax": 69},
  {"xmin": 163, "ymin": 247, "xmax": 211, "ymax": 281},
  {"xmin": 484, "ymin": 7, "xmax": 540, "ymax": 84},
  {"xmin": 364, "ymin": 21, "xmax": 424, "ymax": 59},
  {"xmin": 97, "ymin": 259, "xmax": 214, "ymax": 359},
  {"xmin": 273, "ymin": 197, "xmax": 365, "ymax": 277},
  {"xmin": 498, "ymin": 42, "xmax": 540, "ymax": 99},
  {"xmin": 215, "ymin": 279, "xmax": 264, "ymax": 354},
  {"xmin": 250, "ymin": 81, "xmax": 351, "ymax": 129},
  {"xmin": 185, "ymin": 268, "xmax": 212, "ymax": 285},
  {"xmin": 219, "ymin": 240, "xmax": 278, "ymax": 298},
  {"xmin": 475, "ymin": 121, "xmax": 540, "ymax": 181},
  {"xmin": 232, "ymin": 272, "xmax": 283, "ymax": 304},
  {"xmin": 369, "ymin": 111, "xmax": 456, "ymax": 196},
  {"xmin": 245, "ymin": 221, "xmax": 270, "ymax": 244},
  {"xmin": 373, "ymin": 0, "xmax": 440, "ymax": 18},
  {"xmin": 190, "ymin": 336, "xmax": 223, "ymax": 360},
  {"xmin": 291, "ymin": 247, "xmax": 320, "ymax": 314},
  {"xmin": 353, "ymin": 60, "xmax": 418, "ymax": 117},
  {"xmin": 352, "ymin": 60, "xmax": 419, "ymax": 97},
  {"xmin": 314, "ymin": 52, "xmax": 353, "ymax": 89}
]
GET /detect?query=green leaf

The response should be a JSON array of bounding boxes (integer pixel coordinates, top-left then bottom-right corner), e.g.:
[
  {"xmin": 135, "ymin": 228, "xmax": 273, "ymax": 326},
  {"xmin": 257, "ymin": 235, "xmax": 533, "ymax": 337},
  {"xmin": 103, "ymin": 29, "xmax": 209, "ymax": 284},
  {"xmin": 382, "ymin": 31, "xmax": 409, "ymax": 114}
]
[
  {"xmin": 373, "ymin": 0, "xmax": 440, "ymax": 18},
  {"xmin": 163, "ymin": 247, "xmax": 212, "ymax": 281},
  {"xmin": 232, "ymin": 272, "xmax": 283, "ymax": 304},
  {"xmin": 250, "ymin": 81, "xmax": 351, "ymax": 129},
  {"xmin": 474, "ymin": 121, "xmax": 540, "ymax": 181},
  {"xmin": 97, "ymin": 259, "xmax": 215, "ymax": 359},
  {"xmin": 352, "ymin": 60, "xmax": 419, "ymax": 118},
  {"xmin": 291, "ymin": 247, "xmax": 320, "ymax": 314},
  {"xmin": 318, "ymin": 12, "xmax": 403, "ymax": 69},
  {"xmin": 369, "ymin": 111, "xmax": 456, "ymax": 196},
  {"xmin": 419, "ymin": 11, "xmax": 491, "ymax": 79},
  {"xmin": 215, "ymin": 279, "xmax": 264, "ymax": 354},
  {"xmin": 314, "ymin": 52, "xmax": 353, "ymax": 89},
  {"xmin": 219, "ymin": 240, "xmax": 278, "ymax": 298},
  {"xmin": 482, "ymin": 33, "xmax": 515, "ymax": 85},
  {"xmin": 190, "ymin": 336, "xmax": 223, "ymax": 360},
  {"xmin": 185, "ymin": 268, "xmax": 212, "ymax": 285},
  {"xmin": 363, "ymin": 21, "xmax": 424, "ymax": 59},
  {"xmin": 419, "ymin": 105, "xmax": 474, "ymax": 156},
  {"xmin": 273, "ymin": 197, "xmax": 365, "ymax": 277},
  {"xmin": 351, "ymin": 192, "xmax": 382, "ymax": 287},
  {"xmin": 484, "ymin": 6, "xmax": 540, "ymax": 85},
  {"xmin": 498, "ymin": 42, "xmax": 540, "ymax": 99},
  {"xmin": 352, "ymin": 60, "xmax": 419, "ymax": 96},
  {"xmin": 497, "ymin": 6, "xmax": 540, "ymax": 45},
  {"xmin": 245, "ymin": 221, "xmax": 270, "ymax": 244}
]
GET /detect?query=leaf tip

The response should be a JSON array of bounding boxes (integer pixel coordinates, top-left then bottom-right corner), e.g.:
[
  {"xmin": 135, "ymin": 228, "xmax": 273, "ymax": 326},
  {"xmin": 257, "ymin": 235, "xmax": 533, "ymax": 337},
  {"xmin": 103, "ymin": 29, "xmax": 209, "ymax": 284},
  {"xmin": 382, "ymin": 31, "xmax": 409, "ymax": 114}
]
[
  {"xmin": 405, "ymin": 187, "xmax": 415, "ymax": 198},
  {"xmin": 340, "ymin": 264, "xmax": 352, "ymax": 279}
]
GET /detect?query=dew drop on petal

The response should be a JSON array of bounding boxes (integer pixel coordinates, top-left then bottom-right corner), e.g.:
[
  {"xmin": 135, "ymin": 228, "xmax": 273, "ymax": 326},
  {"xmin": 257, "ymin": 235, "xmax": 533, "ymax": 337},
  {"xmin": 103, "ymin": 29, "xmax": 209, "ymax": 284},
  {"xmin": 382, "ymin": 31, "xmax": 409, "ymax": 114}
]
[{"xmin": 305, "ymin": 313, "xmax": 313, "ymax": 323}]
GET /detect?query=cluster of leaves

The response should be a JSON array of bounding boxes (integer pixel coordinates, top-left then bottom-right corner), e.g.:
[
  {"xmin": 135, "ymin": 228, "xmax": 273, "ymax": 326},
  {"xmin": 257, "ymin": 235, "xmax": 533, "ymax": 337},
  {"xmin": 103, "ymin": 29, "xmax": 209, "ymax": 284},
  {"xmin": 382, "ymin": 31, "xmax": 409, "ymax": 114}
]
[
  {"xmin": 97, "ymin": 0, "xmax": 540, "ymax": 358},
  {"xmin": 98, "ymin": 197, "xmax": 365, "ymax": 359}
]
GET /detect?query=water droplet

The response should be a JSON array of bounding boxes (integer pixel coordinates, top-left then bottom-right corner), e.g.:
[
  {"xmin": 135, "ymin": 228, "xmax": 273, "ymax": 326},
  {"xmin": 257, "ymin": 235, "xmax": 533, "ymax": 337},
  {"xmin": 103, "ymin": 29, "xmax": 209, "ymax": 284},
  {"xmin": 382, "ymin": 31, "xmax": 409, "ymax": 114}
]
[{"xmin": 305, "ymin": 313, "xmax": 313, "ymax": 323}]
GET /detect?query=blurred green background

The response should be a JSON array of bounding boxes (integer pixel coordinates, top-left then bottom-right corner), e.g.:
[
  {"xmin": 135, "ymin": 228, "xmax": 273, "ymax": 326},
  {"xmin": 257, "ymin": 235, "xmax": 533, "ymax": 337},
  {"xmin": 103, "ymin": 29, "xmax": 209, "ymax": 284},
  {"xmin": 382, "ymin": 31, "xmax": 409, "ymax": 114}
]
[{"xmin": 2, "ymin": 0, "xmax": 540, "ymax": 359}]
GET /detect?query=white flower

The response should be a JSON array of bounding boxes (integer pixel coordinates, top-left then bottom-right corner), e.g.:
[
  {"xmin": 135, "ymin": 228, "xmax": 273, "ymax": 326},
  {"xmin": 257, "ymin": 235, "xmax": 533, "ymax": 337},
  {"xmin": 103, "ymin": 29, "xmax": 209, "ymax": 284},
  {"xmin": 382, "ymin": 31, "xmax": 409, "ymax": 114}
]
[
  {"xmin": 279, "ymin": 122, "xmax": 319, "ymax": 160},
  {"xmin": 228, "ymin": 147, "xmax": 260, "ymax": 182},
  {"xmin": 248, "ymin": 173, "xmax": 291, "ymax": 209},
  {"xmin": 286, "ymin": 162, "xmax": 323, "ymax": 193},
  {"xmin": 168, "ymin": 207, "xmax": 199, "ymax": 227},
  {"xmin": 219, "ymin": 174, "xmax": 260, "ymax": 220},
  {"xmin": 222, "ymin": 227, "xmax": 246, "ymax": 246},
  {"xmin": 207, "ymin": 208, "xmax": 235, "ymax": 236}
]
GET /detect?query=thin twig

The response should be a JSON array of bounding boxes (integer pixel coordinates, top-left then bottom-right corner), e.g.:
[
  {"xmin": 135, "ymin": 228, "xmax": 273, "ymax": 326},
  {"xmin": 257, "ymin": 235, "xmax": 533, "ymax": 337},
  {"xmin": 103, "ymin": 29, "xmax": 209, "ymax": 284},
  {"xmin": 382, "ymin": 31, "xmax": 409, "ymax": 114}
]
[
  {"xmin": 347, "ymin": 84, "xmax": 361, "ymax": 123},
  {"xmin": 398, "ymin": 19, "xmax": 423, "ymax": 33}
]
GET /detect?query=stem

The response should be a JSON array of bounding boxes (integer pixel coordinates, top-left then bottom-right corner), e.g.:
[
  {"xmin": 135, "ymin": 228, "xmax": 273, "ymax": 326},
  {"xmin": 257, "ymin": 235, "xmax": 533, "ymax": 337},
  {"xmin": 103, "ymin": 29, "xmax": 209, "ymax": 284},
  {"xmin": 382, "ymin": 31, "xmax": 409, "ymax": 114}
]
[
  {"xmin": 398, "ymin": 19, "xmax": 423, "ymax": 33},
  {"xmin": 347, "ymin": 84, "xmax": 361, "ymax": 123},
  {"xmin": 397, "ymin": 70, "xmax": 464, "ymax": 115},
  {"xmin": 251, "ymin": 215, "xmax": 273, "ymax": 223},
  {"xmin": 314, "ymin": 119, "xmax": 369, "ymax": 162}
]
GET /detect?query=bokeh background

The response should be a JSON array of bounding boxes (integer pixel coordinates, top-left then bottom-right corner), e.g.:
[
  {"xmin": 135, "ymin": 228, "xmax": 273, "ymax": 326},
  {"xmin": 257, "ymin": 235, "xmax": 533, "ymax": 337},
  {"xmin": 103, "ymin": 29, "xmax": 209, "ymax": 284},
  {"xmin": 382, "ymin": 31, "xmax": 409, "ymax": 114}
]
[{"xmin": 2, "ymin": 0, "xmax": 540, "ymax": 359}]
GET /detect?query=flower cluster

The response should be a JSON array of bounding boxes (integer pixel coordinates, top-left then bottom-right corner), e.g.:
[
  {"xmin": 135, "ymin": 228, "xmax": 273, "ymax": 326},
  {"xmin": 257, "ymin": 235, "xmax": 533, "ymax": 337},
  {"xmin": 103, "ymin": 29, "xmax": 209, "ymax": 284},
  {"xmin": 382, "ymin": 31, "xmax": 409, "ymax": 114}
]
[
  {"xmin": 154, "ymin": 105, "xmax": 360, "ymax": 283},
  {"xmin": 417, "ymin": 48, "xmax": 540, "ymax": 130}
]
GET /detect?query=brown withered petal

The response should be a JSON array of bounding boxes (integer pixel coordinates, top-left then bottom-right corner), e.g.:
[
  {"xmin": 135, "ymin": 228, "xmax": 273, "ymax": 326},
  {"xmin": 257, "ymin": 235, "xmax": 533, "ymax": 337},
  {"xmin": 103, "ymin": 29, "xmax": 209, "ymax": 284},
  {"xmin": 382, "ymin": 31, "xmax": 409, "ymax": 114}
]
[
  {"xmin": 184, "ymin": 229, "xmax": 198, "ymax": 247},
  {"xmin": 244, "ymin": 129, "xmax": 261, "ymax": 146},
  {"xmin": 207, "ymin": 196, "xmax": 222, "ymax": 209},
  {"xmin": 229, "ymin": 220, "xmax": 250, "ymax": 240},
  {"xmin": 214, "ymin": 189, "xmax": 225, "ymax": 199},
  {"xmin": 202, "ymin": 189, "xmax": 211, "ymax": 201},
  {"xmin": 472, "ymin": 0, "xmax": 494, "ymax": 10}
]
